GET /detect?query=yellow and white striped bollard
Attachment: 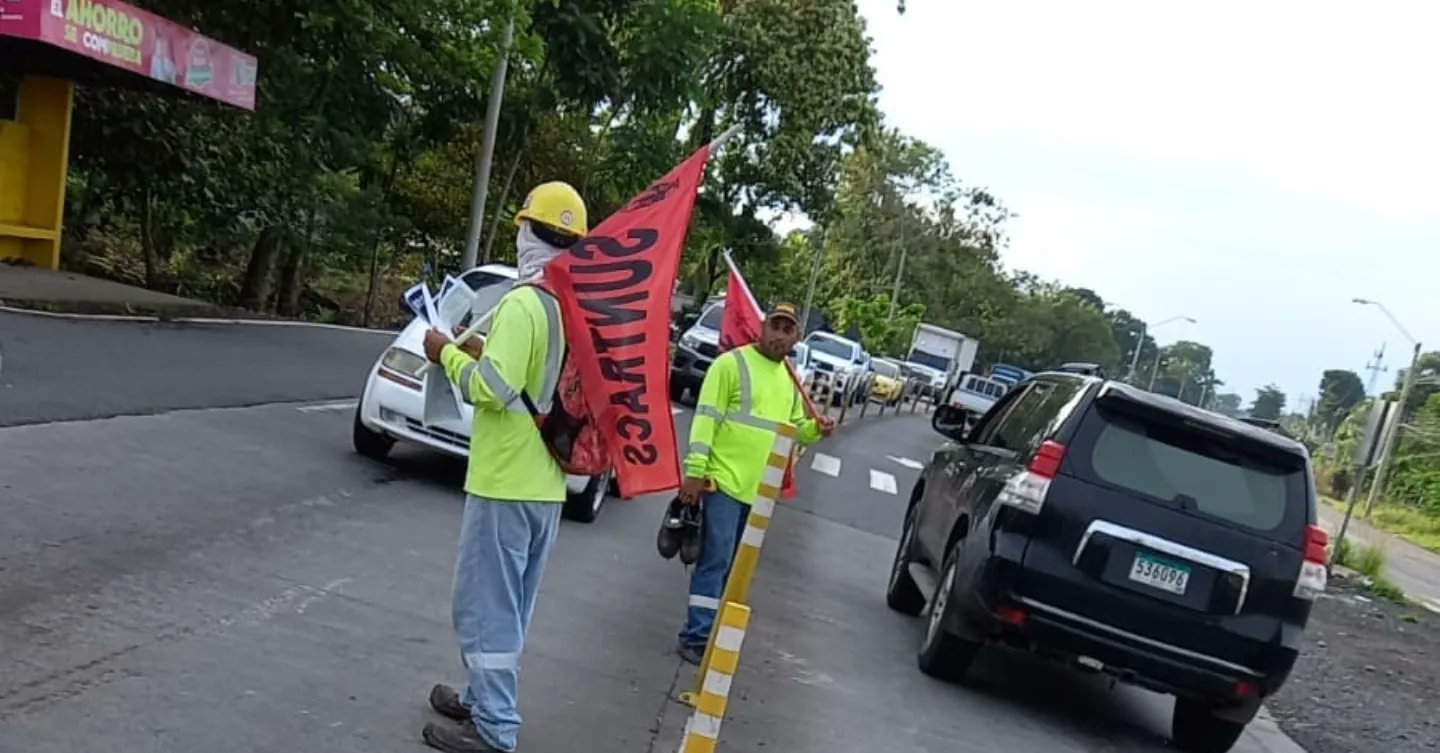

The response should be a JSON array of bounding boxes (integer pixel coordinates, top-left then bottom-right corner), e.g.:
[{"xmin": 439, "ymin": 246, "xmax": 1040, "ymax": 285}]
[
  {"xmin": 684, "ymin": 422, "xmax": 795, "ymax": 702},
  {"xmin": 676, "ymin": 602, "xmax": 750, "ymax": 753}
]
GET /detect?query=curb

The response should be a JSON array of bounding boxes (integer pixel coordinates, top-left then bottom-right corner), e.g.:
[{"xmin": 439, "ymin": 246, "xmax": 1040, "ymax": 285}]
[{"xmin": 0, "ymin": 300, "xmax": 396, "ymax": 335}]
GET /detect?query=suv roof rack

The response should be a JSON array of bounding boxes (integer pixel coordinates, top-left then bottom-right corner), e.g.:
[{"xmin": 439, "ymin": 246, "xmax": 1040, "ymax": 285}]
[{"xmin": 1057, "ymin": 362, "xmax": 1106, "ymax": 378}]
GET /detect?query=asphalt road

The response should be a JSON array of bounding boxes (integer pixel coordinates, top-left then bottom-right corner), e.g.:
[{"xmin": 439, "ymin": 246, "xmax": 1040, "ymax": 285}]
[
  {"xmin": 0, "ymin": 311, "xmax": 394, "ymax": 427},
  {"xmin": 0, "ymin": 315, "xmax": 1309, "ymax": 752}
]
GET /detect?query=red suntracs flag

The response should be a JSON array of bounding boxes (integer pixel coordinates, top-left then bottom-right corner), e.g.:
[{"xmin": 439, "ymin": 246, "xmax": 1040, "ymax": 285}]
[
  {"xmin": 717, "ymin": 255, "xmax": 819, "ymax": 498},
  {"xmin": 543, "ymin": 145, "xmax": 713, "ymax": 498}
]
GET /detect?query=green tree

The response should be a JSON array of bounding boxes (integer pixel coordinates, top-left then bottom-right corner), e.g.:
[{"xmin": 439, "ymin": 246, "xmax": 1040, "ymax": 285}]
[
  {"xmin": 1213, "ymin": 392, "xmax": 1243, "ymax": 416},
  {"xmin": 1250, "ymin": 385, "xmax": 1287, "ymax": 420},
  {"xmin": 1315, "ymin": 369, "xmax": 1366, "ymax": 436}
]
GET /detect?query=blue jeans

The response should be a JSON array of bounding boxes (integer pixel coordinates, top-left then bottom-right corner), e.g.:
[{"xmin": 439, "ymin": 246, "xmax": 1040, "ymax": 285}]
[
  {"xmin": 452, "ymin": 495, "xmax": 562, "ymax": 752},
  {"xmin": 678, "ymin": 490, "xmax": 749, "ymax": 650}
]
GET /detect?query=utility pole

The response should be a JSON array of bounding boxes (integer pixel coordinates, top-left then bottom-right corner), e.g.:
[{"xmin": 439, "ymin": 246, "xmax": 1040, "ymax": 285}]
[
  {"xmin": 888, "ymin": 217, "xmax": 906, "ymax": 319},
  {"xmin": 1148, "ymin": 348, "xmax": 1163, "ymax": 391},
  {"xmin": 460, "ymin": 13, "xmax": 516, "ymax": 271},
  {"xmin": 800, "ymin": 226, "xmax": 825, "ymax": 335},
  {"xmin": 1364, "ymin": 340, "xmax": 1422, "ymax": 517},
  {"xmin": 1364, "ymin": 342, "xmax": 1388, "ymax": 395}
]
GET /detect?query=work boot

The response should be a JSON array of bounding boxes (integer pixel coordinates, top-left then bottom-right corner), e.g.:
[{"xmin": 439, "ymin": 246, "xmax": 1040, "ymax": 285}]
[
  {"xmin": 677, "ymin": 644, "xmax": 704, "ymax": 666},
  {"xmin": 656, "ymin": 496, "xmax": 687, "ymax": 560},
  {"xmin": 677, "ymin": 502, "xmax": 704, "ymax": 566},
  {"xmin": 428, "ymin": 683, "xmax": 470, "ymax": 722},
  {"xmin": 422, "ymin": 719, "xmax": 504, "ymax": 753}
]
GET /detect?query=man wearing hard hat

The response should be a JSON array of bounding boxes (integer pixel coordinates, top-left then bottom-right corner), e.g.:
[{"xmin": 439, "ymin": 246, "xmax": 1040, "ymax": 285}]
[{"xmin": 419, "ymin": 182, "xmax": 586, "ymax": 753}]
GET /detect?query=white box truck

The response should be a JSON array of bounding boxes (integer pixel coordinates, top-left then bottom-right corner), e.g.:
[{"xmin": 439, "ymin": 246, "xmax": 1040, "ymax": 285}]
[{"xmin": 907, "ymin": 323, "xmax": 978, "ymax": 389}]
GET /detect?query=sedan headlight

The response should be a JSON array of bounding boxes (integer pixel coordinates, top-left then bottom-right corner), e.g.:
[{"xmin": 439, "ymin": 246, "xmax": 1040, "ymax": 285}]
[{"xmin": 381, "ymin": 347, "xmax": 428, "ymax": 378}]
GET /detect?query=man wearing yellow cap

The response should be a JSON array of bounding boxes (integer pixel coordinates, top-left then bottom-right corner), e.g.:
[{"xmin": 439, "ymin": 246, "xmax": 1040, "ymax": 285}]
[
  {"xmin": 675, "ymin": 303, "xmax": 835, "ymax": 662},
  {"xmin": 419, "ymin": 182, "xmax": 586, "ymax": 753}
]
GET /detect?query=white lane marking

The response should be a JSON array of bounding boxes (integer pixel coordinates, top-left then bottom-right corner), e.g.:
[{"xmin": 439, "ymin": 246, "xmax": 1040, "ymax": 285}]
[
  {"xmin": 887, "ymin": 455, "xmax": 923, "ymax": 470},
  {"xmin": 810, "ymin": 452, "xmax": 842, "ymax": 477},
  {"xmin": 297, "ymin": 400, "xmax": 358, "ymax": 413},
  {"xmin": 1423, "ymin": 598, "xmax": 1440, "ymax": 615},
  {"xmin": 869, "ymin": 469, "xmax": 898, "ymax": 495}
]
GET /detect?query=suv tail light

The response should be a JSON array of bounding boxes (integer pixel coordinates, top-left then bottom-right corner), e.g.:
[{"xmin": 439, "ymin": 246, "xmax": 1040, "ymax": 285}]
[
  {"xmin": 998, "ymin": 440, "xmax": 1066, "ymax": 514},
  {"xmin": 1294, "ymin": 524, "xmax": 1328, "ymax": 600}
]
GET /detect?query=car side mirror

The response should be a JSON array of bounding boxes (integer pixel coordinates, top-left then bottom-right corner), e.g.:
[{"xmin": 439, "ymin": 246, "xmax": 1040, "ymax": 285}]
[
  {"xmin": 932, "ymin": 404, "xmax": 971, "ymax": 441},
  {"xmin": 681, "ymin": 313, "xmax": 699, "ymax": 329}
]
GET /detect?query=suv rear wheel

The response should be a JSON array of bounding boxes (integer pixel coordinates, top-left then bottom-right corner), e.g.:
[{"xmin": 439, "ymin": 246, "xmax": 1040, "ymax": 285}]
[
  {"xmin": 1171, "ymin": 698, "xmax": 1248, "ymax": 753},
  {"xmin": 917, "ymin": 541, "xmax": 980, "ymax": 681},
  {"xmin": 886, "ymin": 501, "xmax": 926, "ymax": 615}
]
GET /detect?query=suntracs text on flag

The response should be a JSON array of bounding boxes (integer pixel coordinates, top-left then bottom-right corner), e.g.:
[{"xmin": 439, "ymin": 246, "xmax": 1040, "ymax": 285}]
[{"xmin": 542, "ymin": 145, "xmax": 714, "ymax": 498}]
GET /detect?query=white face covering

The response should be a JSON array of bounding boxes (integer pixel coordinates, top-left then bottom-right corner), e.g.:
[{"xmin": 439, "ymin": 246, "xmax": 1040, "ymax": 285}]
[{"xmin": 515, "ymin": 221, "xmax": 564, "ymax": 282}]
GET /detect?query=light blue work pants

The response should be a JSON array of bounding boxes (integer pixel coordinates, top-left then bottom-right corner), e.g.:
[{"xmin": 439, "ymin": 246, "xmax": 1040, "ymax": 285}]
[{"xmin": 452, "ymin": 495, "xmax": 562, "ymax": 752}]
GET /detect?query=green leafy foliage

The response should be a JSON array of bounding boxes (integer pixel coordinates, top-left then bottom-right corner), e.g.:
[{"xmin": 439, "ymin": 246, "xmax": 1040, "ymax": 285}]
[
  {"xmin": 57, "ymin": 0, "xmax": 1227, "ymax": 388},
  {"xmin": 1250, "ymin": 385, "xmax": 1287, "ymax": 420}
]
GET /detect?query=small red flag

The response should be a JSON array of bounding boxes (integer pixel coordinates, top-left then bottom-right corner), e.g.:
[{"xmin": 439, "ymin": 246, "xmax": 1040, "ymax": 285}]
[
  {"xmin": 716, "ymin": 255, "xmax": 818, "ymax": 498},
  {"xmin": 544, "ymin": 145, "xmax": 713, "ymax": 498}
]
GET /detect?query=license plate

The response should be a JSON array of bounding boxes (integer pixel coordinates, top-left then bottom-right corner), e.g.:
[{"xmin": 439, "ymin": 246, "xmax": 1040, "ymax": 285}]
[{"xmin": 1128, "ymin": 552, "xmax": 1191, "ymax": 595}]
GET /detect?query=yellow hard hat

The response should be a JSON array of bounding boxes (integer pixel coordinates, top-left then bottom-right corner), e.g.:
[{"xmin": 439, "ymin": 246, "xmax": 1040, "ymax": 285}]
[{"xmin": 514, "ymin": 181, "xmax": 588, "ymax": 237}]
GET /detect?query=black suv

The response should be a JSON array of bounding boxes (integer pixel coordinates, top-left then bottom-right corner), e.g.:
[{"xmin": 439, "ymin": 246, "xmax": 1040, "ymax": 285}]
[{"xmin": 887, "ymin": 371, "xmax": 1328, "ymax": 753}]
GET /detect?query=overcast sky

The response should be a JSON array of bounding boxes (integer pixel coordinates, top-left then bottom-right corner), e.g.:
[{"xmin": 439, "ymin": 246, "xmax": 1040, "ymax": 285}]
[{"xmin": 855, "ymin": 0, "xmax": 1439, "ymax": 409}]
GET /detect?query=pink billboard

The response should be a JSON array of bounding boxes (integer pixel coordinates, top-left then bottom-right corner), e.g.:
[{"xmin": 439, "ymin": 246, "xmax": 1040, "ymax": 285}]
[{"xmin": 0, "ymin": 0, "xmax": 258, "ymax": 110}]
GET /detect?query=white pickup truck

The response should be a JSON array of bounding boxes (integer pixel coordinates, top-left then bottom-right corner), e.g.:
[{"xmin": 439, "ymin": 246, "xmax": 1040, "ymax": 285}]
[{"xmin": 946, "ymin": 373, "xmax": 1011, "ymax": 429}]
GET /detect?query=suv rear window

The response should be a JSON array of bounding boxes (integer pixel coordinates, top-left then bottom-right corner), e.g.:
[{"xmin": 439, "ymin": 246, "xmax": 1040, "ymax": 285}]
[{"xmin": 1086, "ymin": 411, "xmax": 1299, "ymax": 532}]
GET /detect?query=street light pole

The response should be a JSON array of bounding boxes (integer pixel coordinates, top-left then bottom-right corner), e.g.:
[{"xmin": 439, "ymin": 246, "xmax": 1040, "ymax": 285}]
[
  {"xmin": 1133, "ymin": 315, "xmax": 1195, "ymax": 388},
  {"xmin": 460, "ymin": 13, "xmax": 516, "ymax": 271},
  {"xmin": 1127, "ymin": 322, "xmax": 1148, "ymax": 383}
]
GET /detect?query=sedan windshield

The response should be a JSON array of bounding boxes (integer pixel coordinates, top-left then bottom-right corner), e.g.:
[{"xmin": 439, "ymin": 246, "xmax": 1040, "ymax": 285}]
[
  {"xmin": 449, "ymin": 271, "xmax": 515, "ymax": 336},
  {"xmin": 808, "ymin": 336, "xmax": 856, "ymax": 359}
]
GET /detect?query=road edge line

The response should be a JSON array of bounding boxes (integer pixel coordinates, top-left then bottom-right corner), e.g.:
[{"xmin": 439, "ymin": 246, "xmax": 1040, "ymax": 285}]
[{"xmin": 0, "ymin": 303, "xmax": 395, "ymax": 335}]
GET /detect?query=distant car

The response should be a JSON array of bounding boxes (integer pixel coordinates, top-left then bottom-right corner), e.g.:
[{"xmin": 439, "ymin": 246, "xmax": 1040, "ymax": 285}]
[
  {"xmin": 670, "ymin": 299, "xmax": 725, "ymax": 404},
  {"xmin": 869, "ymin": 358, "xmax": 906, "ymax": 406},
  {"xmin": 904, "ymin": 361, "xmax": 948, "ymax": 398},
  {"xmin": 804, "ymin": 331, "xmax": 870, "ymax": 405},
  {"xmin": 946, "ymin": 373, "xmax": 1009, "ymax": 429},
  {"xmin": 889, "ymin": 371, "xmax": 1326, "ymax": 753},
  {"xmin": 352, "ymin": 264, "xmax": 616, "ymax": 523}
]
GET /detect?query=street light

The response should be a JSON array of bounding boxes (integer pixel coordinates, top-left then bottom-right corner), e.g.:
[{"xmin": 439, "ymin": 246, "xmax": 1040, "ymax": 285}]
[
  {"xmin": 1353, "ymin": 298, "xmax": 1422, "ymax": 517},
  {"xmin": 1136, "ymin": 315, "xmax": 1197, "ymax": 390}
]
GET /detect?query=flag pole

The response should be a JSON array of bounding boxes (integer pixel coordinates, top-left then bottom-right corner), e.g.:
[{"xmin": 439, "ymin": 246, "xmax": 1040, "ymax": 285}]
[{"xmin": 708, "ymin": 124, "xmax": 743, "ymax": 153}]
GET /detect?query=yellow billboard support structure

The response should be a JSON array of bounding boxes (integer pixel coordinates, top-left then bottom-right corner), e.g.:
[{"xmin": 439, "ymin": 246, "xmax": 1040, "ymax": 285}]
[
  {"xmin": 0, "ymin": 75, "xmax": 74, "ymax": 269},
  {"xmin": 675, "ymin": 601, "xmax": 751, "ymax": 753},
  {"xmin": 681, "ymin": 421, "xmax": 795, "ymax": 705}
]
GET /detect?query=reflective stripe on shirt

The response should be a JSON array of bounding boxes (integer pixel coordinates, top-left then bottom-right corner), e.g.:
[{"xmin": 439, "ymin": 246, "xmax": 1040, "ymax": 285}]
[{"xmin": 712, "ymin": 349, "xmax": 784, "ymax": 431}]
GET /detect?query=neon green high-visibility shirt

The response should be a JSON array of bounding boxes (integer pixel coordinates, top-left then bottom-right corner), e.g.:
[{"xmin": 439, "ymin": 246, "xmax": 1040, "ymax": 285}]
[
  {"xmin": 440, "ymin": 285, "xmax": 566, "ymax": 502},
  {"xmin": 684, "ymin": 345, "xmax": 822, "ymax": 504}
]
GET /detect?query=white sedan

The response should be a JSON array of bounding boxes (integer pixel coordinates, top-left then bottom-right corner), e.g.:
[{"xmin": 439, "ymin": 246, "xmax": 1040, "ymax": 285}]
[{"xmin": 351, "ymin": 263, "xmax": 616, "ymax": 522}]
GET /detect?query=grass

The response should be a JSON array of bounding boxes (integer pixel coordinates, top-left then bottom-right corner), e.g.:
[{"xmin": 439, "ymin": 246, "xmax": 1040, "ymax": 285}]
[
  {"xmin": 1330, "ymin": 534, "xmax": 1408, "ymax": 601},
  {"xmin": 1368, "ymin": 505, "xmax": 1440, "ymax": 553},
  {"xmin": 1321, "ymin": 495, "xmax": 1440, "ymax": 555}
]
